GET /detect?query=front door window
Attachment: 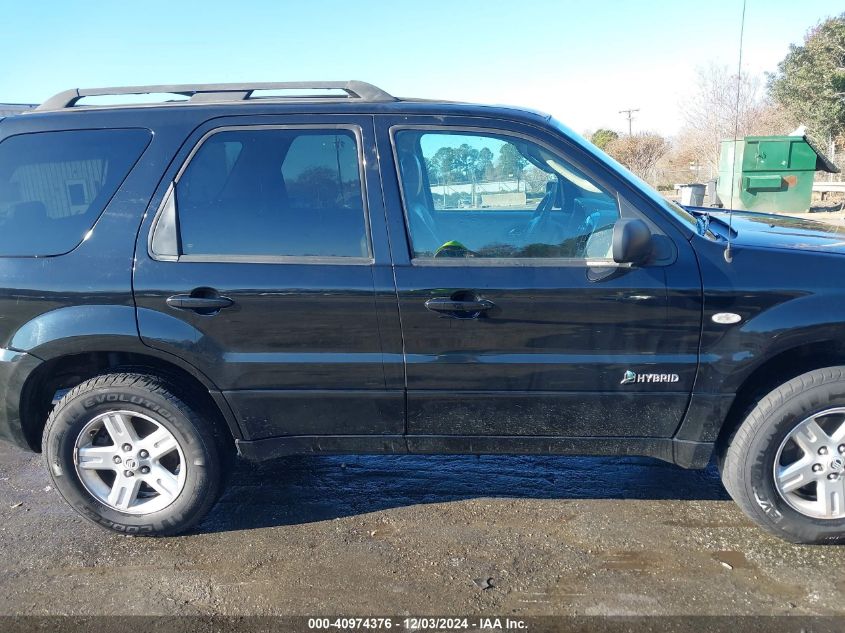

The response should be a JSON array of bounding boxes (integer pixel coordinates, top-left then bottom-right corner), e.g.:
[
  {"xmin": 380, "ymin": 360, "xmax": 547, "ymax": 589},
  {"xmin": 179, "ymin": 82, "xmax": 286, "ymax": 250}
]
[{"xmin": 393, "ymin": 129, "xmax": 620, "ymax": 261}]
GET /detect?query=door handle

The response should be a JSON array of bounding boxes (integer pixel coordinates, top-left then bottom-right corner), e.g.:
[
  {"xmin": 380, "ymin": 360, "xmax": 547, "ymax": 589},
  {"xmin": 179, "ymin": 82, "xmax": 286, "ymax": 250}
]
[
  {"xmin": 424, "ymin": 297, "xmax": 495, "ymax": 316},
  {"xmin": 166, "ymin": 293, "xmax": 234, "ymax": 312}
]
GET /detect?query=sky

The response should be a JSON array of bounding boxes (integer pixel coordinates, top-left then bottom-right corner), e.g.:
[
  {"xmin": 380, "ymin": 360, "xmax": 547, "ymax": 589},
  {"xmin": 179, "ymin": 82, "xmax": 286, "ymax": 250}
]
[{"xmin": 0, "ymin": 0, "xmax": 838, "ymax": 137}]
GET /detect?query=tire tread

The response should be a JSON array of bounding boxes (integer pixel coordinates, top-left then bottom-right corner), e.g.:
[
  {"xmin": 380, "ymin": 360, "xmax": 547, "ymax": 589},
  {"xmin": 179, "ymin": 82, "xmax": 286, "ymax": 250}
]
[
  {"xmin": 42, "ymin": 371, "xmax": 226, "ymax": 536},
  {"xmin": 722, "ymin": 366, "xmax": 845, "ymax": 543}
]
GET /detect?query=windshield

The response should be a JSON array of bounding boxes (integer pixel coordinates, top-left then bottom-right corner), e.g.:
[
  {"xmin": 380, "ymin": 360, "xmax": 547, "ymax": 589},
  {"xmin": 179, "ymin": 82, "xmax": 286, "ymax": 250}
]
[{"xmin": 547, "ymin": 117, "xmax": 699, "ymax": 230}]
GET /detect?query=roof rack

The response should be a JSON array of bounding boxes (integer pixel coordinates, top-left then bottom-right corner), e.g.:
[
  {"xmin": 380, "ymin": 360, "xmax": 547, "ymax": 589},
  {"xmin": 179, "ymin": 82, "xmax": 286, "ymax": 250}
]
[{"xmin": 36, "ymin": 80, "xmax": 397, "ymax": 111}]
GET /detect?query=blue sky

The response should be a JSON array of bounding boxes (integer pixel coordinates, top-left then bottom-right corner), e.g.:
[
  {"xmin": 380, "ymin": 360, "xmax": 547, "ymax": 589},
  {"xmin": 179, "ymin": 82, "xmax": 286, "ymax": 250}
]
[{"xmin": 0, "ymin": 0, "xmax": 838, "ymax": 135}]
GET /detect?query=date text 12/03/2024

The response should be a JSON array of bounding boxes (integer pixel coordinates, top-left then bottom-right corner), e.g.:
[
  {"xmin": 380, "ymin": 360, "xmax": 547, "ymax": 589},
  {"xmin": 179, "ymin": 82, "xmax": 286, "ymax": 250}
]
[{"xmin": 307, "ymin": 617, "xmax": 528, "ymax": 630}]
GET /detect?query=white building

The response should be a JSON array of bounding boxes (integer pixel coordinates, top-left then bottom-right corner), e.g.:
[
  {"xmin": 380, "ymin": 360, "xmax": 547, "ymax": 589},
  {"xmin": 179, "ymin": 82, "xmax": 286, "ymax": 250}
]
[{"xmin": 0, "ymin": 104, "xmax": 36, "ymax": 117}]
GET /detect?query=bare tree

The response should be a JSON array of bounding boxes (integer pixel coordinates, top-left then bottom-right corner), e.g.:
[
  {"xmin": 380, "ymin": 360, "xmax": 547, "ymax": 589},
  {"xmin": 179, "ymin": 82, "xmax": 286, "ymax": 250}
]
[
  {"xmin": 606, "ymin": 133, "xmax": 670, "ymax": 183},
  {"xmin": 678, "ymin": 64, "xmax": 781, "ymax": 173}
]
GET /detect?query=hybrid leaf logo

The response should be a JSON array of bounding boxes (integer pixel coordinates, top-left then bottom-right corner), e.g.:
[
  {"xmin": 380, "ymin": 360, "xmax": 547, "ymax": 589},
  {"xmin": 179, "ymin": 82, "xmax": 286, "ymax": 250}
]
[
  {"xmin": 620, "ymin": 370, "xmax": 680, "ymax": 384},
  {"xmin": 620, "ymin": 370, "xmax": 637, "ymax": 385}
]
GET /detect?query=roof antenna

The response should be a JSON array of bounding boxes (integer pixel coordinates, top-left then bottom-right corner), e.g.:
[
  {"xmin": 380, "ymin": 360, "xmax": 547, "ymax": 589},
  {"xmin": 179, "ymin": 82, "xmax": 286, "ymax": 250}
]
[{"xmin": 725, "ymin": 0, "xmax": 747, "ymax": 264}]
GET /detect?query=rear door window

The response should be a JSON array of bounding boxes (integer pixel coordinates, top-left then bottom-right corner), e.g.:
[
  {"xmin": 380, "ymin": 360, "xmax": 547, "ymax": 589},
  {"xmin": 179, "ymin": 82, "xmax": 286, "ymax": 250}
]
[
  {"xmin": 173, "ymin": 127, "xmax": 369, "ymax": 259},
  {"xmin": 0, "ymin": 129, "xmax": 152, "ymax": 256}
]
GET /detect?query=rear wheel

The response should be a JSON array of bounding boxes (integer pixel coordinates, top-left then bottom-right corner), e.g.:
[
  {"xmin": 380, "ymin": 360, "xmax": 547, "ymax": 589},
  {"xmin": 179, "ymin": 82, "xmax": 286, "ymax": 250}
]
[
  {"xmin": 722, "ymin": 367, "xmax": 845, "ymax": 543},
  {"xmin": 43, "ymin": 372, "xmax": 227, "ymax": 536}
]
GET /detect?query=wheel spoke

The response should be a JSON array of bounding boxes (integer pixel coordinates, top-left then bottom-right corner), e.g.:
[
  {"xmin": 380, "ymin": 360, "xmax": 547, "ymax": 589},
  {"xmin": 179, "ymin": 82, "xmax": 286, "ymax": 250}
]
[
  {"xmin": 107, "ymin": 474, "xmax": 143, "ymax": 510},
  {"xmin": 144, "ymin": 464, "xmax": 180, "ymax": 499},
  {"xmin": 816, "ymin": 477, "xmax": 845, "ymax": 517},
  {"xmin": 830, "ymin": 417, "xmax": 845, "ymax": 443},
  {"xmin": 77, "ymin": 445, "xmax": 117, "ymax": 470},
  {"xmin": 74, "ymin": 409, "xmax": 185, "ymax": 515},
  {"xmin": 102, "ymin": 412, "xmax": 138, "ymax": 445},
  {"xmin": 142, "ymin": 428, "xmax": 179, "ymax": 459},
  {"xmin": 791, "ymin": 418, "xmax": 830, "ymax": 454},
  {"xmin": 774, "ymin": 408, "xmax": 845, "ymax": 520},
  {"xmin": 776, "ymin": 456, "xmax": 817, "ymax": 494}
]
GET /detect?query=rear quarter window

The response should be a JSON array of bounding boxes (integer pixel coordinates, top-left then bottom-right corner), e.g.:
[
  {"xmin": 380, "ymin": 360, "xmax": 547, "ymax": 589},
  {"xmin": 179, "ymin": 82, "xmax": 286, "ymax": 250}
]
[{"xmin": 0, "ymin": 128, "xmax": 152, "ymax": 257}]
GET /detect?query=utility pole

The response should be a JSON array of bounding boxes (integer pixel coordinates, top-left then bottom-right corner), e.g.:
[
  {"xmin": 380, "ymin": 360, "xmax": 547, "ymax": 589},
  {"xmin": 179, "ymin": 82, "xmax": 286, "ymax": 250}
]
[{"xmin": 619, "ymin": 108, "xmax": 639, "ymax": 135}]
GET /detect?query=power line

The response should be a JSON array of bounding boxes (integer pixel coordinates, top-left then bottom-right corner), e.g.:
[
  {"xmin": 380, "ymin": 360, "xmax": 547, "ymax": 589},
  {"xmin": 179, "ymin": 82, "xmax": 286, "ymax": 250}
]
[{"xmin": 619, "ymin": 108, "xmax": 639, "ymax": 135}]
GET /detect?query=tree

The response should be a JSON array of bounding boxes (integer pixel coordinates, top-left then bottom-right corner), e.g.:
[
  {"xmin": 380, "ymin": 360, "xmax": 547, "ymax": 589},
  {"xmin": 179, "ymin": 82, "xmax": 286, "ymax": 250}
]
[
  {"xmin": 450, "ymin": 144, "xmax": 481, "ymax": 183},
  {"xmin": 496, "ymin": 143, "xmax": 528, "ymax": 187},
  {"xmin": 606, "ymin": 133, "xmax": 670, "ymax": 183},
  {"xmin": 429, "ymin": 146, "xmax": 456, "ymax": 184},
  {"xmin": 478, "ymin": 147, "xmax": 494, "ymax": 180},
  {"xmin": 289, "ymin": 166, "xmax": 341, "ymax": 206},
  {"xmin": 591, "ymin": 128, "xmax": 619, "ymax": 151},
  {"xmin": 677, "ymin": 63, "xmax": 772, "ymax": 173},
  {"xmin": 768, "ymin": 13, "xmax": 845, "ymax": 149}
]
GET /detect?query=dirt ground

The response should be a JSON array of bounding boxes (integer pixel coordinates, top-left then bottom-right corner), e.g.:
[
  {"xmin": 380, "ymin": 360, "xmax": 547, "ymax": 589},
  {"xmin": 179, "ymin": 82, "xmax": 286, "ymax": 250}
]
[{"xmin": 2, "ymin": 441, "xmax": 845, "ymax": 620}]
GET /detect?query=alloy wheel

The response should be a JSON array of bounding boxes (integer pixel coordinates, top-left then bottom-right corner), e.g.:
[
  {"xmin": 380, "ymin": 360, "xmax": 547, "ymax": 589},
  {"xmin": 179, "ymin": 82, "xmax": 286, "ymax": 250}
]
[
  {"xmin": 73, "ymin": 410, "xmax": 186, "ymax": 514},
  {"xmin": 774, "ymin": 407, "xmax": 845, "ymax": 519}
]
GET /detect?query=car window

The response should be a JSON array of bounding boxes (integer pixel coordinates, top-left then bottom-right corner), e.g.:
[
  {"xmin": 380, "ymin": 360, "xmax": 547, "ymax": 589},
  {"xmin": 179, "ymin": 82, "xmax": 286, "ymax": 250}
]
[
  {"xmin": 393, "ymin": 129, "xmax": 619, "ymax": 260},
  {"xmin": 176, "ymin": 127, "xmax": 368, "ymax": 258},
  {"xmin": 0, "ymin": 129, "xmax": 151, "ymax": 257}
]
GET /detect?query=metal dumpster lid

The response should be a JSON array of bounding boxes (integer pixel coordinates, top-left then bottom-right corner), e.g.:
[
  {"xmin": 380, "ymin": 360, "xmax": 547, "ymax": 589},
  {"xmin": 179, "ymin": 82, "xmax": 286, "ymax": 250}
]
[{"xmin": 801, "ymin": 134, "xmax": 840, "ymax": 174}]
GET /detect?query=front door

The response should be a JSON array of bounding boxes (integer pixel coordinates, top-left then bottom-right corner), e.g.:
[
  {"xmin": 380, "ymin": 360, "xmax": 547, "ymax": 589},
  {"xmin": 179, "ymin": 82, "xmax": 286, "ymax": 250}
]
[
  {"xmin": 133, "ymin": 115, "xmax": 403, "ymax": 440},
  {"xmin": 375, "ymin": 115, "xmax": 700, "ymax": 439}
]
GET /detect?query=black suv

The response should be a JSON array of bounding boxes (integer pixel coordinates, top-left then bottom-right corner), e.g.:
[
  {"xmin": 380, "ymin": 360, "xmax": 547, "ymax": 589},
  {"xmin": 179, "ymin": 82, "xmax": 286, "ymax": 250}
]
[{"xmin": 1, "ymin": 81, "xmax": 844, "ymax": 543}]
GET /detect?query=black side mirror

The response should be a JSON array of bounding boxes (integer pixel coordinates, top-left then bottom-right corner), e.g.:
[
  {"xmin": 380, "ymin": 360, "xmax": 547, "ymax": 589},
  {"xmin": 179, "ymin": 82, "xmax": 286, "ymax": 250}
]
[{"xmin": 612, "ymin": 218, "xmax": 653, "ymax": 265}]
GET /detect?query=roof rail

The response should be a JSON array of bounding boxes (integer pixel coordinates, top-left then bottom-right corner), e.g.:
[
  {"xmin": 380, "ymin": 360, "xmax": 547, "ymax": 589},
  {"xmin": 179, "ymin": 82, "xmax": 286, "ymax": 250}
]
[{"xmin": 36, "ymin": 80, "xmax": 397, "ymax": 111}]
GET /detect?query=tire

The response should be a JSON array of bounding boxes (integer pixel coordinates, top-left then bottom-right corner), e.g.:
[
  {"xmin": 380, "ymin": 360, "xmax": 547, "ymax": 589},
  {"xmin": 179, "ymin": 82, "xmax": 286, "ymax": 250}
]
[
  {"xmin": 722, "ymin": 366, "xmax": 845, "ymax": 544},
  {"xmin": 43, "ymin": 372, "xmax": 227, "ymax": 536}
]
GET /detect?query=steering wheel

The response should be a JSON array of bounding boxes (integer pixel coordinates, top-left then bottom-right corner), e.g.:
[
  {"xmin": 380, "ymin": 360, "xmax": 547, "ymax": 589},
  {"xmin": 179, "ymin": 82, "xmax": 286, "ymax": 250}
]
[
  {"xmin": 508, "ymin": 180, "xmax": 559, "ymax": 240},
  {"xmin": 530, "ymin": 179, "xmax": 560, "ymax": 223}
]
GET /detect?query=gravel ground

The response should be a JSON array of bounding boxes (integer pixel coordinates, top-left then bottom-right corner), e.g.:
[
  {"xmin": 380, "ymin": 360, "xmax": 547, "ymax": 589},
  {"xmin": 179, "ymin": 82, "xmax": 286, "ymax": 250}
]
[{"xmin": 2, "ymin": 441, "xmax": 845, "ymax": 619}]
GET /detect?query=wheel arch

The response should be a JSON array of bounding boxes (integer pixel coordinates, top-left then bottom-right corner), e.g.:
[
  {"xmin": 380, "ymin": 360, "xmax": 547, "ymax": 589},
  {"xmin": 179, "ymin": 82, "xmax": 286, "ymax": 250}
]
[
  {"xmin": 715, "ymin": 339, "xmax": 845, "ymax": 461},
  {"xmin": 19, "ymin": 346, "xmax": 242, "ymax": 452}
]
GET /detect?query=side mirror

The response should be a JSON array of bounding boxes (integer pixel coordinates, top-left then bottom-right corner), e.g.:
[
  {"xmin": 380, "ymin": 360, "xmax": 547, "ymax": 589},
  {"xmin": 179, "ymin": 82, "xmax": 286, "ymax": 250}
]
[{"xmin": 612, "ymin": 218, "xmax": 653, "ymax": 265}]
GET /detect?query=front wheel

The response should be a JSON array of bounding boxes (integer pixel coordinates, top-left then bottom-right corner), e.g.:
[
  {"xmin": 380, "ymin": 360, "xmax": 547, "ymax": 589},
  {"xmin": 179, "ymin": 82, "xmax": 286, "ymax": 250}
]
[
  {"xmin": 43, "ymin": 372, "xmax": 226, "ymax": 536},
  {"xmin": 722, "ymin": 367, "xmax": 845, "ymax": 543}
]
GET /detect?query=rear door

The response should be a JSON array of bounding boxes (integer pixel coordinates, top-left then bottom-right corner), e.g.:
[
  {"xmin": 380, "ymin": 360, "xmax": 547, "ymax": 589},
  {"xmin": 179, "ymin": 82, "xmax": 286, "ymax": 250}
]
[
  {"xmin": 133, "ymin": 115, "xmax": 404, "ymax": 441},
  {"xmin": 375, "ymin": 114, "xmax": 701, "ymax": 440}
]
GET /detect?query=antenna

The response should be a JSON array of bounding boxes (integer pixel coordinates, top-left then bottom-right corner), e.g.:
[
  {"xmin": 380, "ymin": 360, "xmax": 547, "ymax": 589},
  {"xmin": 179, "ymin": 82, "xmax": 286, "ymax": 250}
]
[
  {"xmin": 724, "ymin": 0, "xmax": 747, "ymax": 264},
  {"xmin": 619, "ymin": 108, "xmax": 639, "ymax": 135}
]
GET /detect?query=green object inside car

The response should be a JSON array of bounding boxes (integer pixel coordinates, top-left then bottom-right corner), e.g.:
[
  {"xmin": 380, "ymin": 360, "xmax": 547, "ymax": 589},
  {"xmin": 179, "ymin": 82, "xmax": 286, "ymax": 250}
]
[{"xmin": 434, "ymin": 240, "xmax": 473, "ymax": 258}]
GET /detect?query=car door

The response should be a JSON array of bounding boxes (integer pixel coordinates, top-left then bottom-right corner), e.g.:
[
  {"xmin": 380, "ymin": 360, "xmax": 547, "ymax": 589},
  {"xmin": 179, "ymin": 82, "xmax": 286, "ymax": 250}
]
[
  {"xmin": 375, "ymin": 114, "xmax": 701, "ymax": 441},
  {"xmin": 133, "ymin": 114, "xmax": 404, "ymax": 442}
]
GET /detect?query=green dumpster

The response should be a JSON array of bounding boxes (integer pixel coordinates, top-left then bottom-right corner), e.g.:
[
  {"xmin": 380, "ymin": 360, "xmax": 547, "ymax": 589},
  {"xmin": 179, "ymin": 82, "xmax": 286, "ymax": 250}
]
[{"xmin": 716, "ymin": 135, "xmax": 839, "ymax": 213}]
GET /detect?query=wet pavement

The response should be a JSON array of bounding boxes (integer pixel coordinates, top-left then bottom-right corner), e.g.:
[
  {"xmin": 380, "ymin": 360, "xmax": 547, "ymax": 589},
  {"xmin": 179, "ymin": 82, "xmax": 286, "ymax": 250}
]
[{"xmin": 2, "ymin": 440, "xmax": 845, "ymax": 617}]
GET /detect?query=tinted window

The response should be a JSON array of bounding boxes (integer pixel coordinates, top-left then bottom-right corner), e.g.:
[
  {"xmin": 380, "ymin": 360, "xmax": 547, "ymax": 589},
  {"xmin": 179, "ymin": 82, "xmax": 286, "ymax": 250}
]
[
  {"xmin": 176, "ymin": 128, "xmax": 368, "ymax": 258},
  {"xmin": 0, "ymin": 129, "xmax": 151, "ymax": 256},
  {"xmin": 394, "ymin": 130, "xmax": 619, "ymax": 260}
]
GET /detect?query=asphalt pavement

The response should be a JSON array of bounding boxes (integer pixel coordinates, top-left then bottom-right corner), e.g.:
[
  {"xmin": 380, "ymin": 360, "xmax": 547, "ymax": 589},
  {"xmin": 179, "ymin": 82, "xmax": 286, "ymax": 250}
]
[{"xmin": 2, "ymin": 440, "xmax": 845, "ymax": 619}]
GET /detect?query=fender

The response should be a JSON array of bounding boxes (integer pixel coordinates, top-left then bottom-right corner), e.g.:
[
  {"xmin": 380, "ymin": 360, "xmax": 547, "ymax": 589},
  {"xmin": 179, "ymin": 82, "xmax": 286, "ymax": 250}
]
[
  {"xmin": 11, "ymin": 305, "xmax": 210, "ymax": 382},
  {"xmin": 675, "ymin": 237, "xmax": 845, "ymax": 445},
  {"xmin": 693, "ymin": 240, "xmax": 845, "ymax": 395},
  {"xmin": 10, "ymin": 304, "xmax": 148, "ymax": 361},
  {"xmin": 6, "ymin": 304, "xmax": 242, "ymax": 441},
  {"xmin": 725, "ymin": 293, "xmax": 845, "ymax": 391},
  {"xmin": 0, "ymin": 347, "xmax": 42, "ymax": 447}
]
